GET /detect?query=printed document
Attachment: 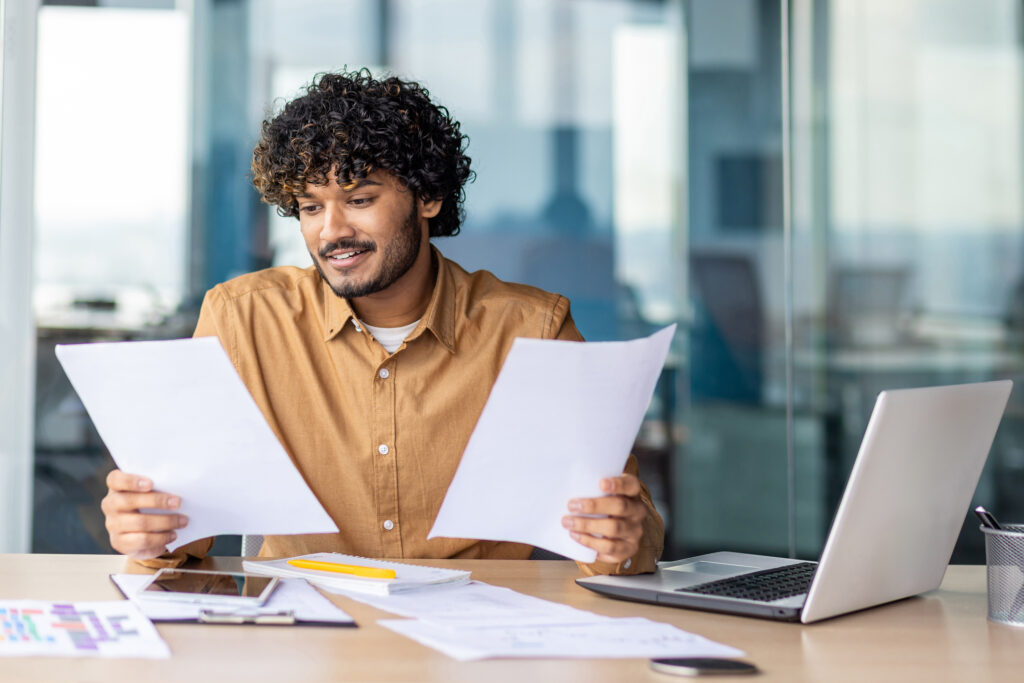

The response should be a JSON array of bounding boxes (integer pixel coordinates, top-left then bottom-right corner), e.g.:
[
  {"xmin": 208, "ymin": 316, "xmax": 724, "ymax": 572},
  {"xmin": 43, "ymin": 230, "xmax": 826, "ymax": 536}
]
[
  {"xmin": 0, "ymin": 601, "xmax": 169, "ymax": 659},
  {"xmin": 429, "ymin": 325, "xmax": 675, "ymax": 561},
  {"xmin": 326, "ymin": 575, "xmax": 744, "ymax": 662},
  {"xmin": 56, "ymin": 337, "xmax": 338, "ymax": 550},
  {"xmin": 326, "ymin": 580, "xmax": 605, "ymax": 624},
  {"xmin": 380, "ymin": 617, "xmax": 743, "ymax": 662}
]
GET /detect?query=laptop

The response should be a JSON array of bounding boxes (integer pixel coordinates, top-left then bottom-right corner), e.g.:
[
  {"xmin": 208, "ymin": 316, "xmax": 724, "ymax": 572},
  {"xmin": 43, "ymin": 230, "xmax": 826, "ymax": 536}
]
[{"xmin": 577, "ymin": 380, "xmax": 1013, "ymax": 623}]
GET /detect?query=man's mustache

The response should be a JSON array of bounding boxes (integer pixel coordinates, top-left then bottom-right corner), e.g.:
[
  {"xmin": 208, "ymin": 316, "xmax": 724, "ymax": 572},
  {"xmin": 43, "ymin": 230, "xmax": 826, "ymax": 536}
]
[{"xmin": 319, "ymin": 240, "xmax": 377, "ymax": 258}]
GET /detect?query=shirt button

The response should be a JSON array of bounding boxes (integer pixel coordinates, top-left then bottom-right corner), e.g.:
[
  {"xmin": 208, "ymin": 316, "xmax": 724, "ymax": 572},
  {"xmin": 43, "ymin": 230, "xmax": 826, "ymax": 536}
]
[
  {"xmin": 624, "ymin": 558, "xmax": 632, "ymax": 570},
  {"xmin": 379, "ymin": 368, "xmax": 390, "ymax": 379},
  {"xmin": 378, "ymin": 444, "xmax": 389, "ymax": 455},
  {"xmin": 383, "ymin": 520, "xmax": 394, "ymax": 531}
]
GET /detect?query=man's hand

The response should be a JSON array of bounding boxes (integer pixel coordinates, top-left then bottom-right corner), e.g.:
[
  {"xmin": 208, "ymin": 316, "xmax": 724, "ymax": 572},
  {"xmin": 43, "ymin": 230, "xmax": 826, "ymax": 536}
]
[
  {"xmin": 100, "ymin": 470, "xmax": 188, "ymax": 560},
  {"xmin": 562, "ymin": 473, "xmax": 647, "ymax": 564}
]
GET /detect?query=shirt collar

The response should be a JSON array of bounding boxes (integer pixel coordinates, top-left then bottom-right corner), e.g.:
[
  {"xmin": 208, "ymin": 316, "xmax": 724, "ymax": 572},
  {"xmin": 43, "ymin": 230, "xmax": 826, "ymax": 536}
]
[
  {"xmin": 322, "ymin": 244, "xmax": 456, "ymax": 354},
  {"xmin": 322, "ymin": 280, "xmax": 358, "ymax": 342}
]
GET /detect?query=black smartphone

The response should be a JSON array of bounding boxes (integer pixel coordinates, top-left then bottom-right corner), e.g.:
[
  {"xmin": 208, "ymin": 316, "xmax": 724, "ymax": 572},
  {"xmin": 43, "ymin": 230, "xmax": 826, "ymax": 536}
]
[{"xmin": 649, "ymin": 658, "xmax": 759, "ymax": 676}]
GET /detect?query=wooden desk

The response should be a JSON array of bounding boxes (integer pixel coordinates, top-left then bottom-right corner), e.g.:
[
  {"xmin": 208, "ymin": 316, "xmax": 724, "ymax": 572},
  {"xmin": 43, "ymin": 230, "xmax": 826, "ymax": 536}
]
[{"xmin": 1, "ymin": 555, "xmax": 1020, "ymax": 682}]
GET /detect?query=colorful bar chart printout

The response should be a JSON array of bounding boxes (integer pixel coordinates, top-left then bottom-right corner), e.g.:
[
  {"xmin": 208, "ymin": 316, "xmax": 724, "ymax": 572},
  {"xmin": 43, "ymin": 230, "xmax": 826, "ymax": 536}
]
[{"xmin": 0, "ymin": 601, "xmax": 169, "ymax": 658}]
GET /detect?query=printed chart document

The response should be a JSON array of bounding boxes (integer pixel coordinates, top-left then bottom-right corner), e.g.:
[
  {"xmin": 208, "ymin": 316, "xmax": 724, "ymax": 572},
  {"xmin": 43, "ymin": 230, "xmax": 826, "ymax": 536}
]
[
  {"xmin": 56, "ymin": 337, "xmax": 338, "ymax": 550},
  {"xmin": 0, "ymin": 601, "xmax": 169, "ymax": 659},
  {"xmin": 323, "ymin": 575, "xmax": 743, "ymax": 662},
  {"xmin": 111, "ymin": 575, "xmax": 354, "ymax": 626},
  {"xmin": 243, "ymin": 553, "xmax": 470, "ymax": 596},
  {"xmin": 325, "ymin": 580, "xmax": 604, "ymax": 625},
  {"xmin": 430, "ymin": 325, "xmax": 675, "ymax": 562},
  {"xmin": 380, "ymin": 617, "xmax": 743, "ymax": 662}
]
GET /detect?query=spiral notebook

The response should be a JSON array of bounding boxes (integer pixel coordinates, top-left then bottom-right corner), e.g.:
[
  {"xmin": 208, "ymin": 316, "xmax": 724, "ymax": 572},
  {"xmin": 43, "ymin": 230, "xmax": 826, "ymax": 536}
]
[{"xmin": 243, "ymin": 553, "xmax": 471, "ymax": 596}]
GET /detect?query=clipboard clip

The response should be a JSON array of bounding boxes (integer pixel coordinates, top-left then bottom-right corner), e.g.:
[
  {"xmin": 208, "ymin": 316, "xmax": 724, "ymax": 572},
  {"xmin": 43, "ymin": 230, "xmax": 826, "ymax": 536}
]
[{"xmin": 198, "ymin": 609, "xmax": 296, "ymax": 625}]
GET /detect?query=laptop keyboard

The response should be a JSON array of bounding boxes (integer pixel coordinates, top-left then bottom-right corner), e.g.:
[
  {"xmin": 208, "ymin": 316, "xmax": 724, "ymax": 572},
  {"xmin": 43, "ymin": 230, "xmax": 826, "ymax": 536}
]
[{"xmin": 679, "ymin": 562, "xmax": 818, "ymax": 602}]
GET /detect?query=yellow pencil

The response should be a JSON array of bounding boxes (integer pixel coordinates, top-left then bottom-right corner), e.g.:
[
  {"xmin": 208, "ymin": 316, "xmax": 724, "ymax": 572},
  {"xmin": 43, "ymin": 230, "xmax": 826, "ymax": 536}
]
[{"xmin": 287, "ymin": 558, "xmax": 396, "ymax": 580}]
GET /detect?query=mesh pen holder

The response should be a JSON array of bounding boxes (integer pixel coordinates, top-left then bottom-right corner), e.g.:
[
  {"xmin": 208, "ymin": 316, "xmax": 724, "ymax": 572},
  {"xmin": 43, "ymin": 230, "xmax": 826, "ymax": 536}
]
[{"xmin": 982, "ymin": 524, "xmax": 1024, "ymax": 626}]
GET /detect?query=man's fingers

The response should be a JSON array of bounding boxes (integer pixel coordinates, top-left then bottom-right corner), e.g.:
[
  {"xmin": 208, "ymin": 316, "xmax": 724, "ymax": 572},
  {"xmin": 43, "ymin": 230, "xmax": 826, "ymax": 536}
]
[
  {"xmin": 106, "ymin": 469, "xmax": 152, "ymax": 493},
  {"xmin": 568, "ymin": 495, "xmax": 645, "ymax": 520},
  {"xmin": 599, "ymin": 473, "xmax": 641, "ymax": 497},
  {"xmin": 116, "ymin": 532, "xmax": 178, "ymax": 560},
  {"xmin": 101, "ymin": 491, "xmax": 181, "ymax": 515},
  {"xmin": 569, "ymin": 496, "xmax": 625, "ymax": 515},
  {"xmin": 563, "ymin": 514, "xmax": 641, "ymax": 541},
  {"xmin": 570, "ymin": 531, "xmax": 638, "ymax": 563},
  {"xmin": 102, "ymin": 468, "xmax": 185, "ymax": 560},
  {"xmin": 565, "ymin": 473, "xmax": 645, "ymax": 563},
  {"xmin": 108, "ymin": 512, "xmax": 188, "ymax": 534}
]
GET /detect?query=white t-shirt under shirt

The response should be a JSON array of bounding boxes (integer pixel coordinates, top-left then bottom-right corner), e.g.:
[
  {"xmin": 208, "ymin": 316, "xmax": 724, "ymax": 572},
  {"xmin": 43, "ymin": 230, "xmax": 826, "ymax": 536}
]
[{"xmin": 361, "ymin": 319, "xmax": 421, "ymax": 354}]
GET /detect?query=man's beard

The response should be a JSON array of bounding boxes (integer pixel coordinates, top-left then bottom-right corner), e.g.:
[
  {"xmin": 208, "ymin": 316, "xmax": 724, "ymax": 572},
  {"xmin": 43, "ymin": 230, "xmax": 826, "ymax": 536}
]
[{"xmin": 312, "ymin": 201, "xmax": 422, "ymax": 300}]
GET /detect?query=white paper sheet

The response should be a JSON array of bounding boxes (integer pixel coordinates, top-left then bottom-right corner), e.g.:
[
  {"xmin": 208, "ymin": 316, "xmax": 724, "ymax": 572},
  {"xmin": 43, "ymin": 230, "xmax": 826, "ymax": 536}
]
[
  {"xmin": 380, "ymin": 617, "xmax": 744, "ymax": 662},
  {"xmin": 111, "ymin": 575, "xmax": 354, "ymax": 625},
  {"xmin": 327, "ymin": 580, "xmax": 605, "ymax": 625},
  {"xmin": 56, "ymin": 337, "xmax": 338, "ymax": 550},
  {"xmin": 0, "ymin": 601, "xmax": 169, "ymax": 659},
  {"xmin": 429, "ymin": 325, "xmax": 676, "ymax": 562}
]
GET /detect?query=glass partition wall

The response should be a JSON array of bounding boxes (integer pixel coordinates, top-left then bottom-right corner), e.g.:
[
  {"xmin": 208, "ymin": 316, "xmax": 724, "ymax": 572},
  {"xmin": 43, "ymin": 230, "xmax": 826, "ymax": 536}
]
[
  {"xmin": 20, "ymin": 0, "xmax": 1024, "ymax": 562},
  {"xmin": 790, "ymin": 0, "xmax": 1024, "ymax": 561},
  {"xmin": 31, "ymin": 2, "xmax": 190, "ymax": 552}
]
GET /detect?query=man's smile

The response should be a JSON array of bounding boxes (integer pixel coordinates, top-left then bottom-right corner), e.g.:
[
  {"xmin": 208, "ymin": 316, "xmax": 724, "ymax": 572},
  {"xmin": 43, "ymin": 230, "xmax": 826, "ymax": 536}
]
[{"xmin": 320, "ymin": 243, "xmax": 376, "ymax": 270}]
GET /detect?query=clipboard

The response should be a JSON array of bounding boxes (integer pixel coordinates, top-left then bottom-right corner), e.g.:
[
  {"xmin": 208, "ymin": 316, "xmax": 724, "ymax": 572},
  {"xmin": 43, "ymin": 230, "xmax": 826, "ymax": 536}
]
[
  {"xmin": 110, "ymin": 574, "xmax": 357, "ymax": 628},
  {"xmin": 198, "ymin": 609, "xmax": 300, "ymax": 625}
]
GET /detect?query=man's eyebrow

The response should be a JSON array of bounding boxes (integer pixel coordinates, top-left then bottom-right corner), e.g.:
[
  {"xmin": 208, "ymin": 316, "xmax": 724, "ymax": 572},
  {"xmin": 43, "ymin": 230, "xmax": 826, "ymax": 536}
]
[
  {"xmin": 341, "ymin": 178, "xmax": 382, "ymax": 191},
  {"xmin": 294, "ymin": 179, "xmax": 381, "ymax": 198}
]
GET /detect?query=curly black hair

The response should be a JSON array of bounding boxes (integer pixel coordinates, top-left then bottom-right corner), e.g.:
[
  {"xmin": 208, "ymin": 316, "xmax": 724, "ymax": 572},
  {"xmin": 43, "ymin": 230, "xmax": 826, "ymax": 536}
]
[{"xmin": 252, "ymin": 69, "xmax": 473, "ymax": 237}]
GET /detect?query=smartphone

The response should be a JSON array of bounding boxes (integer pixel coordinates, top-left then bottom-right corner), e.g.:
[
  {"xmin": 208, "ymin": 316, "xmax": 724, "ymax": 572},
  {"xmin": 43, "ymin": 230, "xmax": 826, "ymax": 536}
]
[
  {"xmin": 139, "ymin": 568, "xmax": 280, "ymax": 608},
  {"xmin": 649, "ymin": 658, "xmax": 759, "ymax": 676}
]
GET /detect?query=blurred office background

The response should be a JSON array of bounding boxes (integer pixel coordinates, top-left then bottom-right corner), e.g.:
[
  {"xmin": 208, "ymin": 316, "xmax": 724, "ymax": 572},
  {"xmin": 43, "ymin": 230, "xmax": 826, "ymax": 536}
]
[{"xmin": 2, "ymin": 0, "xmax": 1024, "ymax": 562}]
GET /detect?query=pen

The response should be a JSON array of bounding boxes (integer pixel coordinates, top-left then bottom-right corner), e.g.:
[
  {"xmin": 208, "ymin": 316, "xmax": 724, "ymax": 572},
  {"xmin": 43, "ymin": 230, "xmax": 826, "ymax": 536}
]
[
  {"xmin": 287, "ymin": 559, "xmax": 397, "ymax": 579},
  {"xmin": 974, "ymin": 505, "xmax": 1003, "ymax": 530}
]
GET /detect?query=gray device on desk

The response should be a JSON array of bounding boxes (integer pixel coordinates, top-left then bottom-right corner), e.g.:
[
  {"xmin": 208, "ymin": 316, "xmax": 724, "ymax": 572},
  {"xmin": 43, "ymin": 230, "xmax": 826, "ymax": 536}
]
[
  {"xmin": 140, "ymin": 568, "xmax": 279, "ymax": 608},
  {"xmin": 578, "ymin": 380, "xmax": 1013, "ymax": 624}
]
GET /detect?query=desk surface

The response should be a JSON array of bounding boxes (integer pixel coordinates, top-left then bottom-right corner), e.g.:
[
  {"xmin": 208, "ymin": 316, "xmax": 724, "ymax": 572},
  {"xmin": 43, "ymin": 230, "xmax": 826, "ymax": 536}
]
[{"xmin": 0, "ymin": 555, "xmax": 1020, "ymax": 682}]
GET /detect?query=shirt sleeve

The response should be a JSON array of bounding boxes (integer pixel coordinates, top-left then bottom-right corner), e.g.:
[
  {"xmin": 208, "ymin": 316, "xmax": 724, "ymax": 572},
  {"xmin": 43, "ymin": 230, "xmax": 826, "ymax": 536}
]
[
  {"xmin": 549, "ymin": 297, "xmax": 667, "ymax": 576},
  {"xmin": 132, "ymin": 289, "xmax": 227, "ymax": 570},
  {"xmin": 132, "ymin": 537, "xmax": 216, "ymax": 570},
  {"xmin": 193, "ymin": 286, "xmax": 226, "ymax": 342}
]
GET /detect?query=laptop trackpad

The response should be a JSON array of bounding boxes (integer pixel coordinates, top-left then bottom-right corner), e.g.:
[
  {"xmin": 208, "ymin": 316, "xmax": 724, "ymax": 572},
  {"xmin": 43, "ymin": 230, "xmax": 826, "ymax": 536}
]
[{"xmin": 665, "ymin": 561, "xmax": 760, "ymax": 576}]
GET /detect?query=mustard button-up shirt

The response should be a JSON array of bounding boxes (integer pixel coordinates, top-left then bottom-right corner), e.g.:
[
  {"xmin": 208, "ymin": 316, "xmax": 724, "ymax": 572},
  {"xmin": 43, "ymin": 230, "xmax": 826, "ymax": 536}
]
[{"xmin": 157, "ymin": 248, "xmax": 663, "ymax": 575}]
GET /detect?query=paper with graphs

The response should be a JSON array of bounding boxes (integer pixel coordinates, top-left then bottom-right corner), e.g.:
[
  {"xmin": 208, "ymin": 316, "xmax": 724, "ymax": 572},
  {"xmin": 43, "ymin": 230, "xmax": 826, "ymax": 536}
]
[{"xmin": 0, "ymin": 601, "xmax": 169, "ymax": 658}]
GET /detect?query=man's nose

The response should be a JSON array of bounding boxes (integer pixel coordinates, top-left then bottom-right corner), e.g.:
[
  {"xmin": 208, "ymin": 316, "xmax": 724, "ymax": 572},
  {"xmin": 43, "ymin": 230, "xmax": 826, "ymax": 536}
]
[{"xmin": 319, "ymin": 206, "xmax": 356, "ymax": 242}]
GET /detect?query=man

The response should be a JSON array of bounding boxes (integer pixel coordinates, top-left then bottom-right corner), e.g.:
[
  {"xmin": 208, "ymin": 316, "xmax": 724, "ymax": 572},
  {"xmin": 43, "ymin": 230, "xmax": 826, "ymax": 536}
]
[{"xmin": 101, "ymin": 70, "xmax": 664, "ymax": 575}]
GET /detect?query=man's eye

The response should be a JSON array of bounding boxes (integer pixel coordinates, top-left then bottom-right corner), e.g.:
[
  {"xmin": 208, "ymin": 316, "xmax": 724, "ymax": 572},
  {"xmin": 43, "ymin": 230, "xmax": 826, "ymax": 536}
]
[
  {"xmin": 349, "ymin": 197, "xmax": 373, "ymax": 207},
  {"xmin": 299, "ymin": 204, "xmax": 321, "ymax": 213}
]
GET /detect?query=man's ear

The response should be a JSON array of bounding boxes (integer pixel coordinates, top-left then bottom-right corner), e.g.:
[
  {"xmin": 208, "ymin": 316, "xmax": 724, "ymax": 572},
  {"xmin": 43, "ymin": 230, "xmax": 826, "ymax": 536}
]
[{"xmin": 419, "ymin": 196, "xmax": 442, "ymax": 219}]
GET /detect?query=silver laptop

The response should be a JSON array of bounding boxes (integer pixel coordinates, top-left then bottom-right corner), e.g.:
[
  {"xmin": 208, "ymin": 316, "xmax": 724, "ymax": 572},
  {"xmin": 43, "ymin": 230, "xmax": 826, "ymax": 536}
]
[{"xmin": 578, "ymin": 380, "xmax": 1013, "ymax": 623}]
